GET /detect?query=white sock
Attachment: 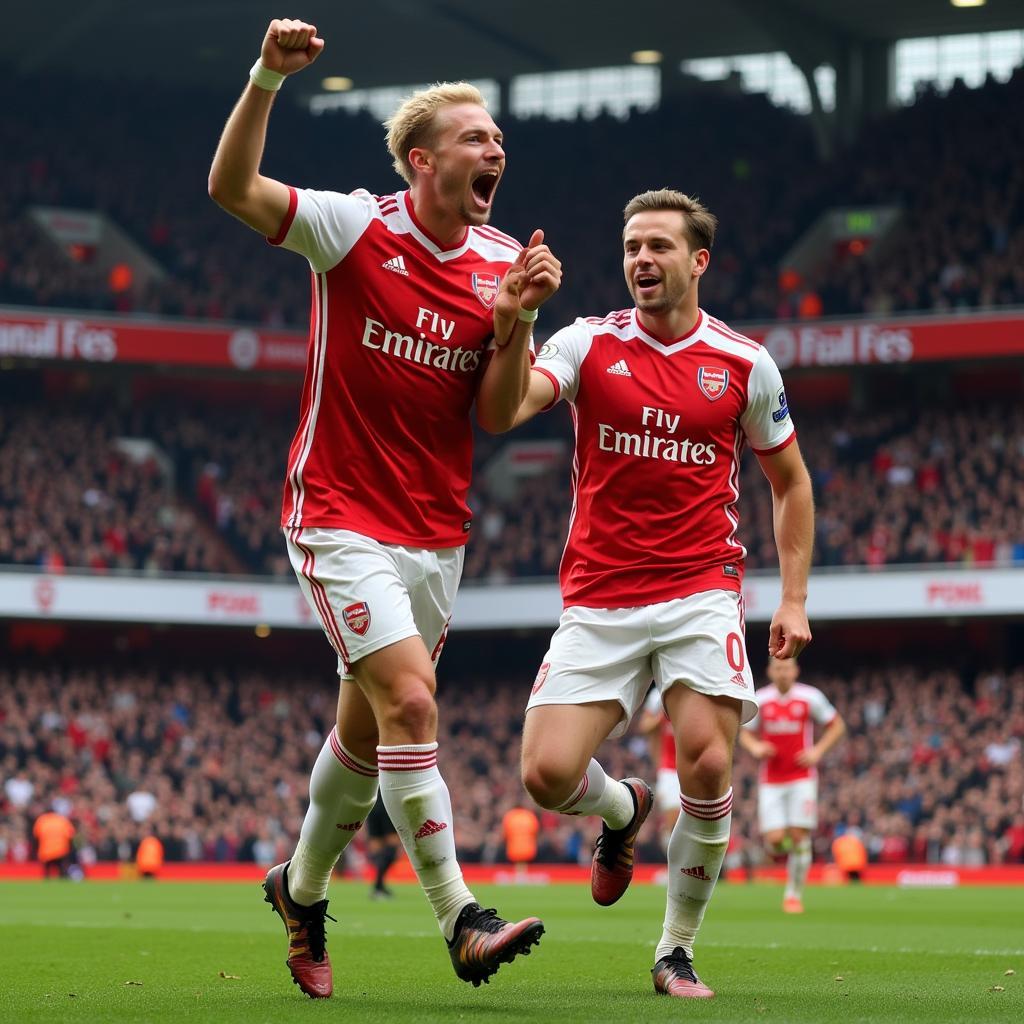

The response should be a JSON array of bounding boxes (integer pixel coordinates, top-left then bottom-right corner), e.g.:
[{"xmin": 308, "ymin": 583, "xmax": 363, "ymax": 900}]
[
  {"xmin": 785, "ymin": 837, "xmax": 812, "ymax": 899},
  {"xmin": 657, "ymin": 789, "xmax": 733, "ymax": 961},
  {"xmin": 554, "ymin": 759, "xmax": 635, "ymax": 829},
  {"xmin": 377, "ymin": 742, "xmax": 475, "ymax": 940},
  {"xmin": 287, "ymin": 727, "xmax": 379, "ymax": 906}
]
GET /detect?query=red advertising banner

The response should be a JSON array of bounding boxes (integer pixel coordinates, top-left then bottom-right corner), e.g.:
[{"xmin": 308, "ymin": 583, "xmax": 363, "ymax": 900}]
[
  {"xmin": 1, "ymin": 306, "xmax": 1022, "ymax": 374},
  {"xmin": 0, "ymin": 307, "xmax": 308, "ymax": 372},
  {"xmin": 746, "ymin": 311, "xmax": 1024, "ymax": 369}
]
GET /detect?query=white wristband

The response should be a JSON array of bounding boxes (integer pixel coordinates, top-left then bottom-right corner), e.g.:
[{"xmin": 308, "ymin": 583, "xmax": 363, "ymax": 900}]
[
  {"xmin": 250, "ymin": 60, "xmax": 285, "ymax": 92},
  {"xmin": 517, "ymin": 306, "xmax": 539, "ymax": 323}
]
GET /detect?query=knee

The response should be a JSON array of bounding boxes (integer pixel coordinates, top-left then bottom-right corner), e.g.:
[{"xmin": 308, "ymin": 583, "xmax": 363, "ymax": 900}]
[
  {"xmin": 380, "ymin": 677, "xmax": 437, "ymax": 741},
  {"xmin": 680, "ymin": 742, "xmax": 732, "ymax": 796},
  {"xmin": 521, "ymin": 759, "xmax": 576, "ymax": 810}
]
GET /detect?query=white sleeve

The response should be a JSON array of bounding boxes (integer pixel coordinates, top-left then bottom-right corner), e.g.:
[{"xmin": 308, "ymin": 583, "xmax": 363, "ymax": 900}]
[
  {"xmin": 808, "ymin": 687, "xmax": 838, "ymax": 725},
  {"xmin": 740, "ymin": 346, "xmax": 796, "ymax": 454},
  {"xmin": 533, "ymin": 320, "xmax": 593, "ymax": 405},
  {"xmin": 270, "ymin": 187, "xmax": 376, "ymax": 274}
]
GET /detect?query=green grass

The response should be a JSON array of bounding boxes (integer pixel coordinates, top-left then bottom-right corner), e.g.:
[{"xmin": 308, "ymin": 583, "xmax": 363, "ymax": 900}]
[{"xmin": 1, "ymin": 880, "xmax": 1021, "ymax": 1023}]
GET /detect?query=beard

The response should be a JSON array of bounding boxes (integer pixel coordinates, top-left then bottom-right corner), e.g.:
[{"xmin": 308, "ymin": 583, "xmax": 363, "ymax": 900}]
[
  {"xmin": 630, "ymin": 277, "xmax": 688, "ymax": 314},
  {"xmin": 438, "ymin": 167, "xmax": 492, "ymax": 226}
]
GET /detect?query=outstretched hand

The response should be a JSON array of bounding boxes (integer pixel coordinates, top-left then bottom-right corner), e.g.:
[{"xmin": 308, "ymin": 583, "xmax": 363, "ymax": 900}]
[{"xmin": 261, "ymin": 19, "xmax": 325, "ymax": 75}]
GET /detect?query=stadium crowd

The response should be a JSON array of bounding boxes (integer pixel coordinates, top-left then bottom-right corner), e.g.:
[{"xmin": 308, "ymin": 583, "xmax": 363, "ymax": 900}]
[
  {"xmin": 3, "ymin": 394, "xmax": 1021, "ymax": 580},
  {"xmin": 3, "ymin": 68, "xmax": 1023, "ymax": 327},
  {"xmin": 1, "ymin": 661, "xmax": 1022, "ymax": 869}
]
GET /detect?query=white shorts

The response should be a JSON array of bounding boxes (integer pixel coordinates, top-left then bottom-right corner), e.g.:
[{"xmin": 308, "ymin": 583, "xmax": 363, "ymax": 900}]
[
  {"xmin": 285, "ymin": 527, "xmax": 463, "ymax": 679},
  {"xmin": 758, "ymin": 777, "xmax": 818, "ymax": 833},
  {"xmin": 655, "ymin": 767, "xmax": 681, "ymax": 814},
  {"xmin": 525, "ymin": 589, "xmax": 756, "ymax": 737}
]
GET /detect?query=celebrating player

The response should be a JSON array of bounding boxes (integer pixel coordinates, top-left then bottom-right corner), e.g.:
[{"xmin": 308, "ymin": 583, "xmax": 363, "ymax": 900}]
[
  {"xmin": 738, "ymin": 657, "xmax": 845, "ymax": 913},
  {"xmin": 498, "ymin": 188, "xmax": 813, "ymax": 999},
  {"xmin": 208, "ymin": 18, "xmax": 560, "ymax": 998}
]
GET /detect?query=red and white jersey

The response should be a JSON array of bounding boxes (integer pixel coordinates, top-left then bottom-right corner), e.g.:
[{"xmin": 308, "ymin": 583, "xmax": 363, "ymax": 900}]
[
  {"xmin": 535, "ymin": 308, "xmax": 795, "ymax": 608},
  {"xmin": 745, "ymin": 682, "xmax": 837, "ymax": 784},
  {"xmin": 271, "ymin": 187, "xmax": 522, "ymax": 548}
]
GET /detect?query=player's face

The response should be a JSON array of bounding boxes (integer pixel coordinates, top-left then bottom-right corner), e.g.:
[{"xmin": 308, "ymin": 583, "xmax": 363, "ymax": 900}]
[
  {"xmin": 767, "ymin": 657, "xmax": 799, "ymax": 691},
  {"xmin": 427, "ymin": 103, "xmax": 505, "ymax": 226},
  {"xmin": 623, "ymin": 211, "xmax": 706, "ymax": 315}
]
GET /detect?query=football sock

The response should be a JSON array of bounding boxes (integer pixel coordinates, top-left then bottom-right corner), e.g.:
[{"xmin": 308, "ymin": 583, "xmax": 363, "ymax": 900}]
[
  {"xmin": 657, "ymin": 788, "xmax": 733, "ymax": 961},
  {"xmin": 288, "ymin": 727, "xmax": 379, "ymax": 907},
  {"xmin": 786, "ymin": 836, "xmax": 812, "ymax": 899},
  {"xmin": 377, "ymin": 742, "xmax": 475, "ymax": 940},
  {"xmin": 554, "ymin": 759, "xmax": 635, "ymax": 829}
]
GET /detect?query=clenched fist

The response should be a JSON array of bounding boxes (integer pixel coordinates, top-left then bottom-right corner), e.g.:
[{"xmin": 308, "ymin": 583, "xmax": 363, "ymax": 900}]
[{"xmin": 261, "ymin": 19, "xmax": 325, "ymax": 76}]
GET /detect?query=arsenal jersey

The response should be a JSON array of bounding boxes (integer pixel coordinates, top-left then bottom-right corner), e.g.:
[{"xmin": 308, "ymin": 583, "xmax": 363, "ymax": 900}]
[
  {"xmin": 535, "ymin": 308, "xmax": 795, "ymax": 608},
  {"xmin": 745, "ymin": 682, "xmax": 838, "ymax": 784},
  {"xmin": 271, "ymin": 187, "xmax": 521, "ymax": 548}
]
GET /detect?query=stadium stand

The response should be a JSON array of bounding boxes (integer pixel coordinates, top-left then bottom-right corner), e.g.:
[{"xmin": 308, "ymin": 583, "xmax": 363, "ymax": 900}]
[
  {"xmin": 3, "ymin": 69, "xmax": 1023, "ymax": 327},
  {"xmin": 1, "ymin": 660, "xmax": 1021, "ymax": 868},
  {"xmin": 2, "ymin": 392, "xmax": 1021, "ymax": 579}
]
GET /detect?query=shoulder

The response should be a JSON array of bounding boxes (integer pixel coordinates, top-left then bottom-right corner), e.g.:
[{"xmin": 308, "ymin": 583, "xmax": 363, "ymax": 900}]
[
  {"xmin": 700, "ymin": 312, "xmax": 762, "ymax": 364},
  {"xmin": 755, "ymin": 684, "xmax": 778, "ymax": 702},
  {"xmin": 581, "ymin": 308, "xmax": 634, "ymax": 333},
  {"xmin": 468, "ymin": 223, "xmax": 523, "ymax": 263}
]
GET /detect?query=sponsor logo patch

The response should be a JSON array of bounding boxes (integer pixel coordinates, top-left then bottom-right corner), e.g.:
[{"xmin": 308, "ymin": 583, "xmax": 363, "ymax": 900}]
[
  {"xmin": 414, "ymin": 819, "xmax": 448, "ymax": 839},
  {"xmin": 697, "ymin": 366, "xmax": 729, "ymax": 401},
  {"xmin": 680, "ymin": 864, "xmax": 713, "ymax": 881},
  {"xmin": 472, "ymin": 272, "xmax": 500, "ymax": 309},
  {"xmin": 342, "ymin": 601, "xmax": 371, "ymax": 636},
  {"xmin": 722, "ymin": 564, "xmax": 739, "ymax": 578}
]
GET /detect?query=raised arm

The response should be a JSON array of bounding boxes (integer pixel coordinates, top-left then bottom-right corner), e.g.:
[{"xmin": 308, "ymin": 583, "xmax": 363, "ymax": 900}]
[{"xmin": 208, "ymin": 19, "xmax": 324, "ymax": 235}]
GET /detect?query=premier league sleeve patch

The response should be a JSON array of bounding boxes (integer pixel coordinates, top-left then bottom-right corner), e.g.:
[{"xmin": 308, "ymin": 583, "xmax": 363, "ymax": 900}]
[
  {"xmin": 697, "ymin": 366, "xmax": 729, "ymax": 401},
  {"xmin": 772, "ymin": 387, "xmax": 790, "ymax": 422}
]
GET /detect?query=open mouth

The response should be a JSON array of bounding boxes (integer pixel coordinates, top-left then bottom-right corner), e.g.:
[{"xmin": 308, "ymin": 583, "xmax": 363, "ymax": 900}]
[
  {"xmin": 471, "ymin": 170, "xmax": 499, "ymax": 208},
  {"xmin": 635, "ymin": 273, "xmax": 661, "ymax": 293}
]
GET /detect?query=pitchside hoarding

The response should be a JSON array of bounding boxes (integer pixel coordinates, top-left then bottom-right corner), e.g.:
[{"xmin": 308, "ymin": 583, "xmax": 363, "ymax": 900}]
[
  {"xmin": 0, "ymin": 567, "xmax": 1021, "ymax": 630},
  {"xmin": 1, "ymin": 307, "xmax": 1022, "ymax": 372}
]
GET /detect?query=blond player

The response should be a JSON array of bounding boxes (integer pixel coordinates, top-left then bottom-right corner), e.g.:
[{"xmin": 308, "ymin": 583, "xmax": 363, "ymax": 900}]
[
  {"xmin": 497, "ymin": 188, "xmax": 813, "ymax": 999},
  {"xmin": 739, "ymin": 657, "xmax": 845, "ymax": 913},
  {"xmin": 209, "ymin": 18, "xmax": 561, "ymax": 997}
]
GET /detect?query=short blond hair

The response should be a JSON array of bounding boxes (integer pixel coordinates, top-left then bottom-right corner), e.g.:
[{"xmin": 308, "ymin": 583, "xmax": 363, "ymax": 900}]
[
  {"xmin": 384, "ymin": 82, "xmax": 488, "ymax": 184},
  {"xmin": 623, "ymin": 189, "xmax": 718, "ymax": 252}
]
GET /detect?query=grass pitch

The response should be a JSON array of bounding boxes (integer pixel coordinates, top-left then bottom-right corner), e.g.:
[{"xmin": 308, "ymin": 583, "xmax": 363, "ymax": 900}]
[{"xmin": 1, "ymin": 879, "xmax": 1021, "ymax": 1023}]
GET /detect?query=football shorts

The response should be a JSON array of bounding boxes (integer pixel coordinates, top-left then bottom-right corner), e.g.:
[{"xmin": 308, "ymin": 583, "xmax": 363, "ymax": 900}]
[{"xmin": 285, "ymin": 526, "xmax": 461, "ymax": 679}]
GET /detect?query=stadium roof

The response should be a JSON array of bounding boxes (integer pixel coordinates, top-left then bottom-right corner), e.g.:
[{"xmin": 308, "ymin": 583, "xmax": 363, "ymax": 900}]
[{"xmin": 13, "ymin": 0, "xmax": 1024, "ymax": 93}]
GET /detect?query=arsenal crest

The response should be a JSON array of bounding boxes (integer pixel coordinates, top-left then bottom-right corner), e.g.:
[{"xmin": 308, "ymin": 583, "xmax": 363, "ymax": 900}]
[
  {"xmin": 697, "ymin": 366, "xmax": 729, "ymax": 401},
  {"xmin": 343, "ymin": 602, "xmax": 371, "ymax": 636},
  {"xmin": 472, "ymin": 272, "xmax": 499, "ymax": 309}
]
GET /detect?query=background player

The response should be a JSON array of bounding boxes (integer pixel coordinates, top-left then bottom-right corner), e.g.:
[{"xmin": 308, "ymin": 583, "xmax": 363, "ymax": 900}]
[
  {"xmin": 209, "ymin": 17, "xmax": 560, "ymax": 998},
  {"xmin": 500, "ymin": 188, "xmax": 814, "ymax": 999},
  {"xmin": 739, "ymin": 657, "xmax": 846, "ymax": 913},
  {"xmin": 364, "ymin": 797, "xmax": 401, "ymax": 900},
  {"xmin": 637, "ymin": 689, "xmax": 679, "ymax": 855}
]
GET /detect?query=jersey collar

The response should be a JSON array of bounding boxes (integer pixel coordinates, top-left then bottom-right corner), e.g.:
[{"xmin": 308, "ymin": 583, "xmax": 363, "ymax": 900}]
[
  {"xmin": 632, "ymin": 308, "xmax": 706, "ymax": 356},
  {"xmin": 400, "ymin": 191, "xmax": 472, "ymax": 262}
]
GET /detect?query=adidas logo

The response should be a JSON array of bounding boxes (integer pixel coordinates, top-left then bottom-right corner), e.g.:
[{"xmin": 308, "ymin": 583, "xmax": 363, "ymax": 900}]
[
  {"xmin": 680, "ymin": 864, "xmax": 713, "ymax": 881},
  {"xmin": 335, "ymin": 820, "xmax": 363, "ymax": 831},
  {"xmin": 382, "ymin": 255, "xmax": 409, "ymax": 276},
  {"xmin": 414, "ymin": 818, "xmax": 448, "ymax": 839},
  {"xmin": 606, "ymin": 359, "xmax": 632, "ymax": 376},
  {"xmin": 729, "ymin": 672, "xmax": 747, "ymax": 689}
]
